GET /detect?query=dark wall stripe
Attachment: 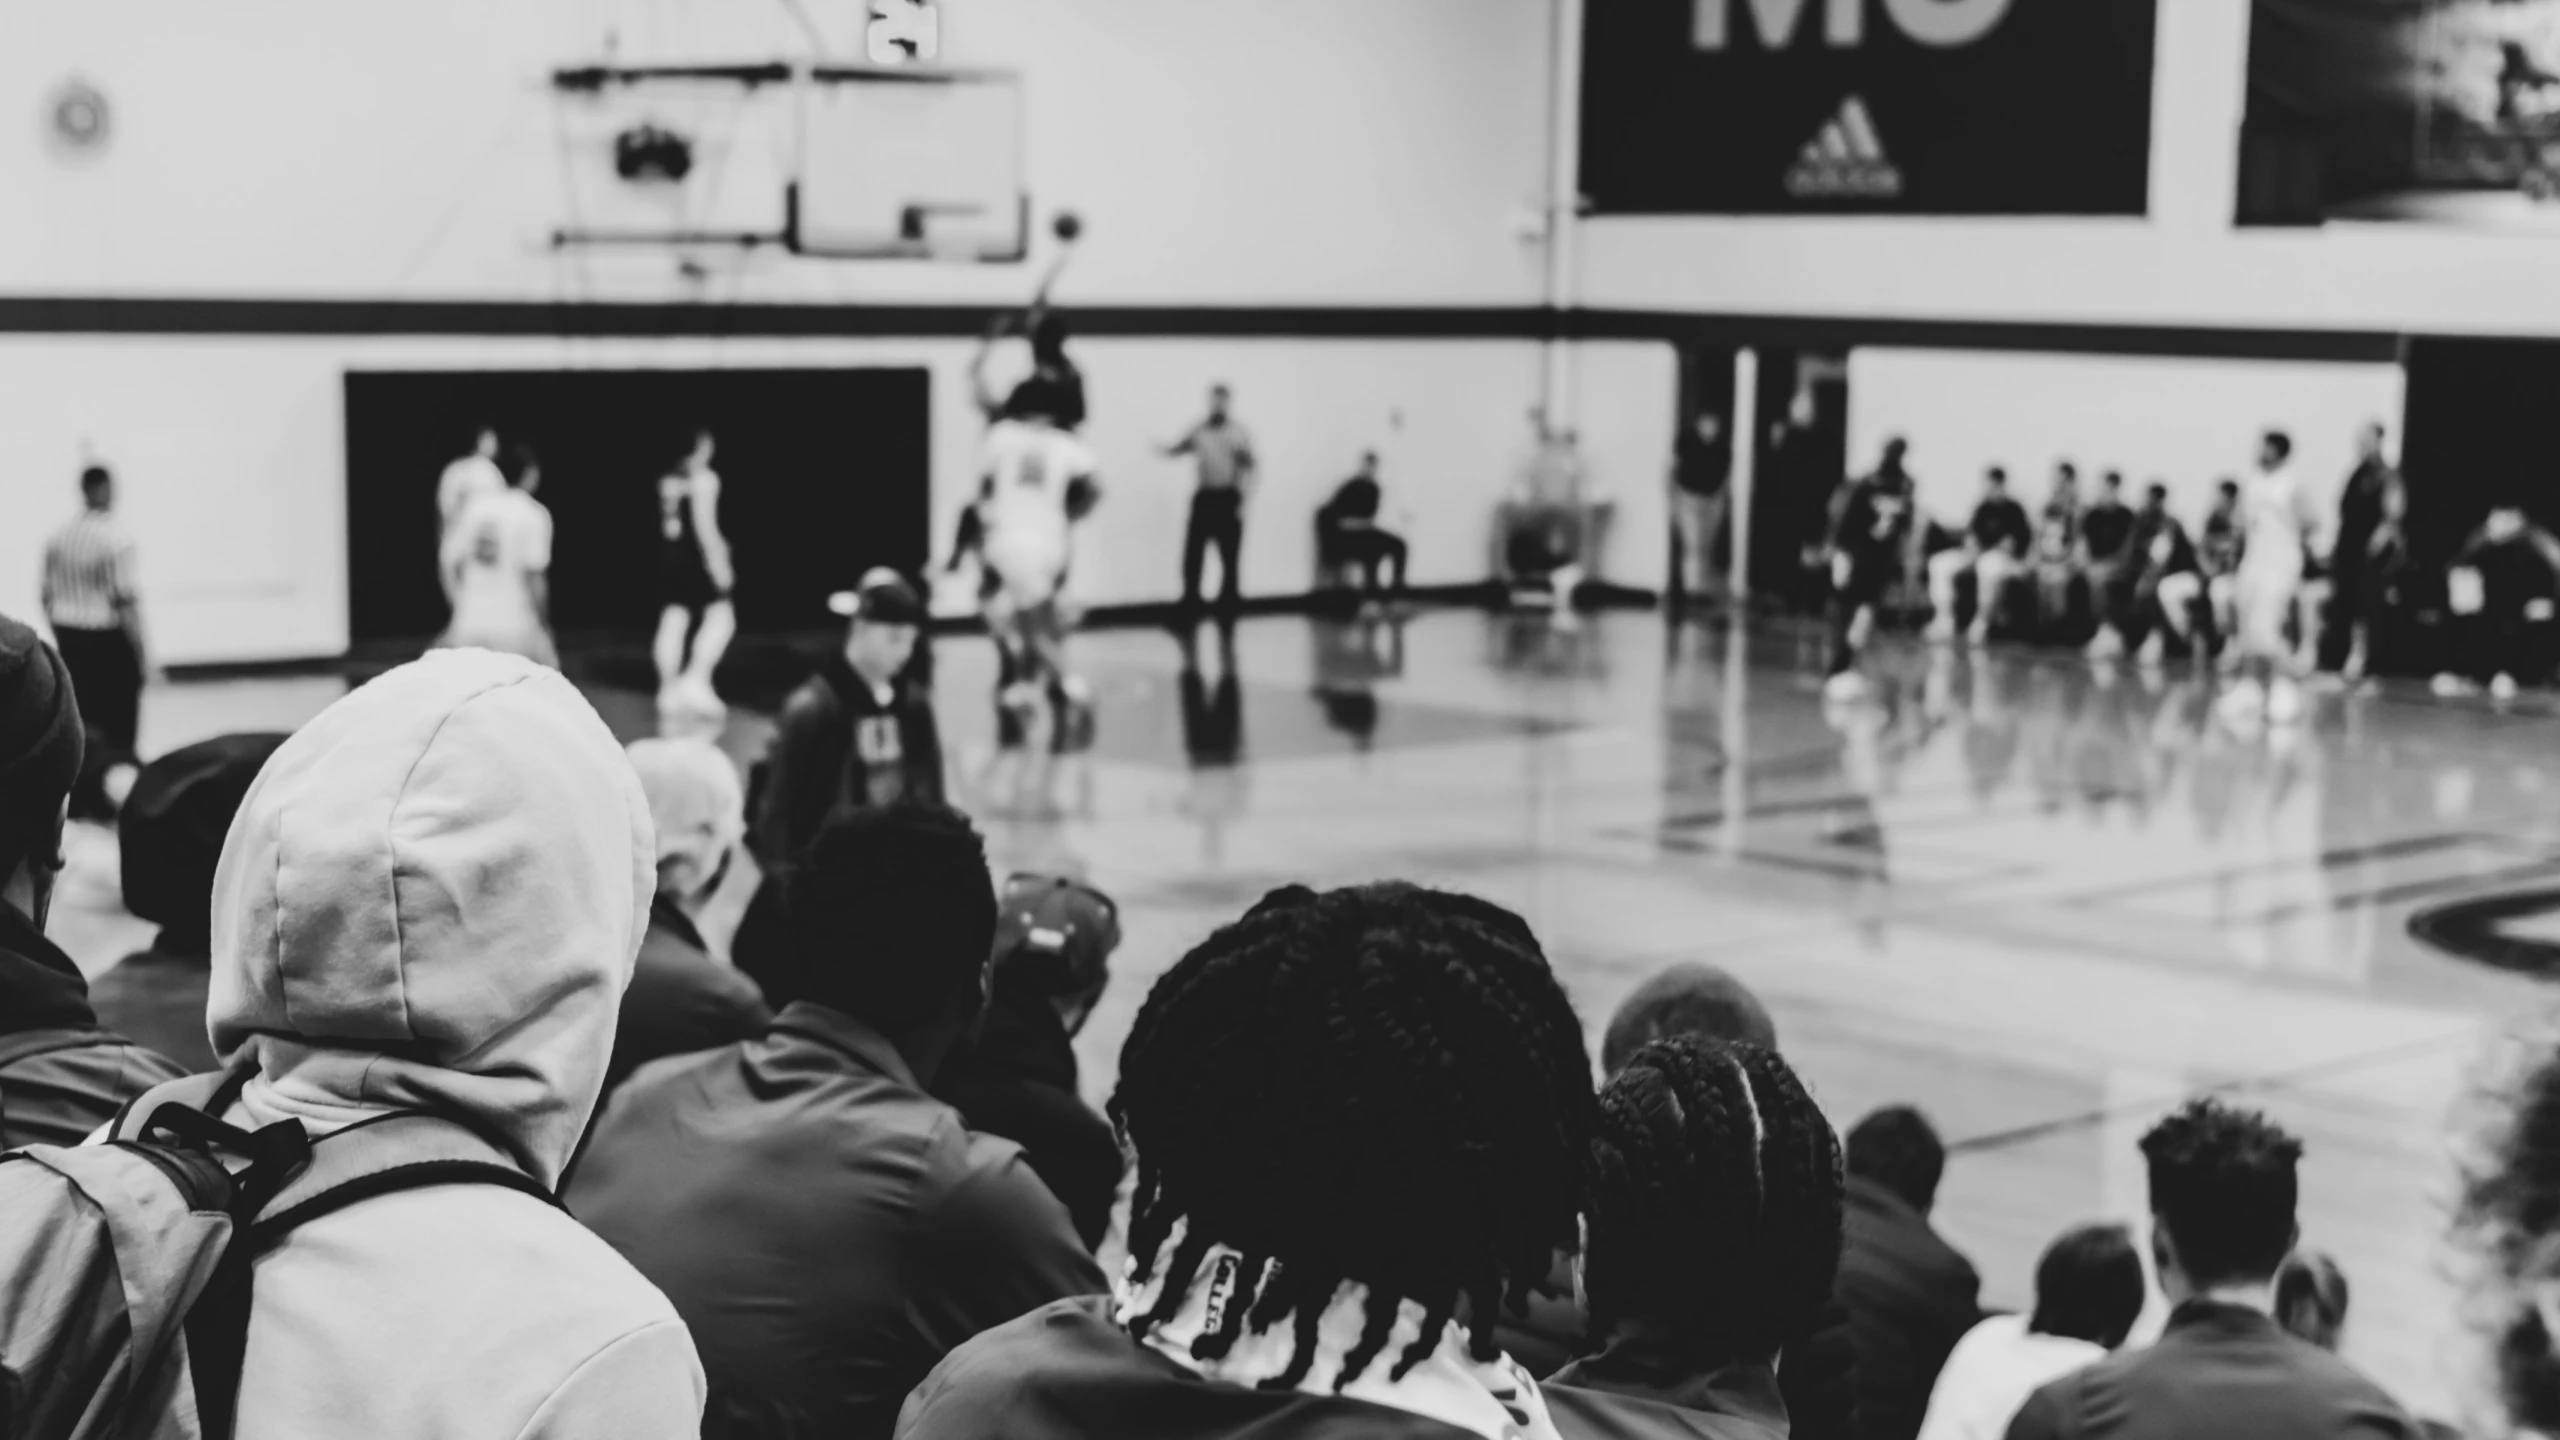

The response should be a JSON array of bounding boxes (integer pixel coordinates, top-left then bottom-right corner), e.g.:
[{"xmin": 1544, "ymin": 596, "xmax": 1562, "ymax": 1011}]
[{"xmin": 0, "ymin": 294, "xmax": 2408, "ymax": 363}]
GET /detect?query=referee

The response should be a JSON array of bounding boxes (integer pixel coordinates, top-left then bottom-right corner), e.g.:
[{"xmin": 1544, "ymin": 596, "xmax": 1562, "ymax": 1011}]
[{"xmin": 42, "ymin": 464, "xmax": 147, "ymax": 765}]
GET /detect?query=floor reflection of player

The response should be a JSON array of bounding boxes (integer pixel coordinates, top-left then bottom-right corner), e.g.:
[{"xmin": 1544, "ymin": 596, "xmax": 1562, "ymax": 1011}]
[
  {"xmin": 438, "ymin": 444, "xmax": 557, "ymax": 668},
  {"xmin": 1310, "ymin": 613, "xmax": 1404, "ymax": 748},
  {"xmin": 654, "ymin": 430, "xmax": 736, "ymax": 717},
  {"xmin": 1177, "ymin": 618, "xmax": 1248, "ymax": 867}
]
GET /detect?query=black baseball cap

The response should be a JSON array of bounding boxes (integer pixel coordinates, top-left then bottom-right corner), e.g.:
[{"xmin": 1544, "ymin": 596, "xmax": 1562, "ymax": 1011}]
[
  {"xmin": 828, "ymin": 568, "xmax": 926, "ymax": 626},
  {"xmin": 992, "ymin": 873, "xmax": 1120, "ymax": 996}
]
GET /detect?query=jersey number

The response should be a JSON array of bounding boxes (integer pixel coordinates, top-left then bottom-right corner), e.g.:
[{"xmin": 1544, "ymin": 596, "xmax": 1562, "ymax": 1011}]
[{"xmin": 472, "ymin": 524, "xmax": 501, "ymax": 567}]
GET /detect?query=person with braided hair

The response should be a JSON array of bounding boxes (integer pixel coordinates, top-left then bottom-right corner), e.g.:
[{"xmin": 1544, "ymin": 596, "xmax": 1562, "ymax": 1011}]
[
  {"xmin": 897, "ymin": 881, "xmax": 1600, "ymax": 1440},
  {"xmin": 1545, "ymin": 1035, "xmax": 1845, "ymax": 1440}
]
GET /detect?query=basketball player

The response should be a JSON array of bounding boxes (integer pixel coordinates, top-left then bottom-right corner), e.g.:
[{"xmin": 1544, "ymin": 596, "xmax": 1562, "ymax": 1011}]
[
  {"xmin": 439, "ymin": 444, "xmax": 558, "ymax": 668},
  {"xmin": 436, "ymin": 428, "xmax": 505, "ymax": 546},
  {"xmin": 2218, "ymin": 430, "xmax": 2324, "ymax": 727},
  {"xmin": 1823, "ymin": 437, "xmax": 1918, "ymax": 700},
  {"xmin": 654, "ymin": 430, "xmax": 737, "ymax": 716},
  {"xmin": 975, "ymin": 412, "xmax": 1101, "ymax": 748},
  {"xmin": 42, "ymin": 463, "xmax": 148, "ymax": 810}
]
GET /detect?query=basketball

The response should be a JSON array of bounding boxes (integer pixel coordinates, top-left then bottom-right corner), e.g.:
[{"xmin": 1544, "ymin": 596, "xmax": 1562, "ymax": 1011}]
[{"xmin": 1052, "ymin": 210, "xmax": 1083, "ymax": 242}]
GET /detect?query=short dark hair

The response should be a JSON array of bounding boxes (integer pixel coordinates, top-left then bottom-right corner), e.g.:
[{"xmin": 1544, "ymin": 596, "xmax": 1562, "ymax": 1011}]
[
  {"xmin": 2140, "ymin": 1098, "xmax": 2301, "ymax": 1288},
  {"xmin": 1584, "ymin": 1038, "xmax": 1842, "ymax": 1362},
  {"xmin": 786, "ymin": 806, "xmax": 997, "ymax": 1034},
  {"xmin": 2102, "ymin": 469, "xmax": 2124, "ymax": 489},
  {"xmin": 2263, "ymin": 430, "xmax": 2294, "ymax": 461},
  {"xmin": 1601, "ymin": 963, "xmax": 1778, "ymax": 1076},
  {"xmin": 2146, "ymin": 483, "xmax": 2169, "ymax": 504},
  {"xmin": 1986, "ymin": 467, "xmax": 2008, "ymax": 484},
  {"xmin": 1846, "ymin": 1106, "xmax": 1946, "ymax": 1213},
  {"xmin": 2219, "ymin": 478, "xmax": 2242, "ymax": 497},
  {"xmin": 79, "ymin": 465, "xmax": 110, "ymax": 494},
  {"xmin": 2057, "ymin": 462, "xmax": 2079, "ymax": 481},
  {"xmin": 2029, "ymin": 1222, "xmax": 2146, "ymax": 1348},
  {"xmin": 1112, "ymin": 882, "xmax": 1595, "ymax": 1390},
  {"xmin": 501, "ymin": 443, "xmax": 540, "ymax": 487}
]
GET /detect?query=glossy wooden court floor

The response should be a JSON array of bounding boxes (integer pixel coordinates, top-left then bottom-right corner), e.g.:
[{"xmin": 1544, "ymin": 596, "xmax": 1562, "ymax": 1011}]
[{"xmin": 58, "ymin": 608, "xmax": 2560, "ymax": 1425}]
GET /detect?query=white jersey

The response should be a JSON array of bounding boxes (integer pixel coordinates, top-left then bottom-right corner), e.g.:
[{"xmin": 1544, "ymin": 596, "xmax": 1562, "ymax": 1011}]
[
  {"xmin": 436, "ymin": 454, "xmax": 506, "ymax": 533},
  {"xmin": 978, "ymin": 419, "xmax": 1098, "ymax": 602},
  {"xmin": 2238, "ymin": 464, "xmax": 2318, "ymax": 584},
  {"xmin": 441, "ymin": 488, "xmax": 557, "ymax": 665}
]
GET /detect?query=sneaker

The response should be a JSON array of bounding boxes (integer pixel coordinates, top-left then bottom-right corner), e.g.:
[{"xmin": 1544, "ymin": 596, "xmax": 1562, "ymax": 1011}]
[
  {"xmin": 1926, "ymin": 616, "xmax": 1957, "ymax": 644},
  {"xmin": 2136, "ymin": 631, "xmax": 2167, "ymax": 669},
  {"xmin": 2085, "ymin": 626, "xmax": 2126, "ymax": 662},
  {"xmin": 2267, "ymin": 677, "xmax": 2306, "ymax": 726},
  {"xmin": 2493, "ymin": 672, "xmax": 2521, "ymax": 700},
  {"xmin": 1823, "ymin": 670, "xmax": 1868, "ymax": 704},
  {"xmin": 1965, "ymin": 621, "xmax": 1991, "ymax": 649},
  {"xmin": 2432, "ymin": 673, "xmax": 2478, "ymax": 698}
]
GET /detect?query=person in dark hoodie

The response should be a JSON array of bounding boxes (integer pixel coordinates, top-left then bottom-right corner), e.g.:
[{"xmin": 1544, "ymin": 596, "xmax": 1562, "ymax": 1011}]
[
  {"xmin": 752, "ymin": 569, "xmax": 944, "ymax": 866},
  {"xmin": 1501, "ymin": 963, "xmax": 1859, "ymax": 1440},
  {"xmin": 1838, "ymin": 1106, "xmax": 1983, "ymax": 1440},
  {"xmin": 940, "ymin": 872, "xmax": 1125, "ymax": 1249},
  {"xmin": 897, "ymin": 881, "xmax": 1600, "ymax": 1440},
  {"xmin": 85, "ymin": 731, "xmax": 288, "ymax": 1074},
  {"xmin": 604, "ymin": 737, "xmax": 772, "ymax": 1103},
  {"xmin": 0, "ymin": 611, "xmax": 183, "ymax": 1147},
  {"xmin": 1548, "ymin": 1035, "xmax": 1846, "ymax": 1440}
]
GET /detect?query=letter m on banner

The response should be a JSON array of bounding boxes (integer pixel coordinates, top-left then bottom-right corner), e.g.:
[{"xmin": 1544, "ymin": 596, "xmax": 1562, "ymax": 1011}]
[{"xmin": 1695, "ymin": 0, "xmax": 2014, "ymax": 51}]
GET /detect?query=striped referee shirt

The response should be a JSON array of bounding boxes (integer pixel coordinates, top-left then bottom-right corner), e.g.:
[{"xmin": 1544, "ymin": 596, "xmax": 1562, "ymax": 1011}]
[{"xmin": 43, "ymin": 509, "xmax": 137, "ymax": 632}]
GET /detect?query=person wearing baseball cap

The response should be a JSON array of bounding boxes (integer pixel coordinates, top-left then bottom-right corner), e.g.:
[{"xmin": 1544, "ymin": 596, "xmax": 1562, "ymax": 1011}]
[
  {"xmin": 940, "ymin": 872, "xmax": 1125, "ymax": 1248},
  {"xmin": 751, "ymin": 568, "xmax": 945, "ymax": 865},
  {"xmin": 0, "ymin": 611, "xmax": 184, "ymax": 1147}
]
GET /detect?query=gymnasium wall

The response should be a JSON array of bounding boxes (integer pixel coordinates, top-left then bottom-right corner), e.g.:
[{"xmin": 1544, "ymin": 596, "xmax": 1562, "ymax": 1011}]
[
  {"xmin": 1579, "ymin": 0, "xmax": 2560, "ymax": 338},
  {"xmin": 0, "ymin": 0, "xmax": 1633, "ymax": 664},
  {"xmin": 1845, "ymin": 350, "xmax": 2408, "ymax": 537}
]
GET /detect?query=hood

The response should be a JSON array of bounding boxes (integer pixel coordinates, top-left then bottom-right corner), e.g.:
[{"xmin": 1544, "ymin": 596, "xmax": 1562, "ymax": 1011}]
[{"xmin": 207, "ymin": 650, "xmax": 654, "ymax": 1187}]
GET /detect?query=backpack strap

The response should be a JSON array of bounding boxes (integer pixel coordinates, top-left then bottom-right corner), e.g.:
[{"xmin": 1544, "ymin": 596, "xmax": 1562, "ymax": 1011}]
[{"xmin": 185, "ymin": 1107, "xmax": 558, "ymax": 1440}]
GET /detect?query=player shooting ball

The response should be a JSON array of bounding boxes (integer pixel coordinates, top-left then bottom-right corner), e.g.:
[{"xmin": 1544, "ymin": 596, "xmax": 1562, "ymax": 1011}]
[{"xmin": 956, "ymin": 211, "xmax": 1103, "ymax": 751}]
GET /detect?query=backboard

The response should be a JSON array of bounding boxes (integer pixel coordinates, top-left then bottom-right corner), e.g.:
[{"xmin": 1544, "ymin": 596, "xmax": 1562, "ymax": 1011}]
[
  {"xmin": 548, "ymin": 61, "xmax": 1024, "ymax": 261},
  {"xmin": 790, "ymin": 67, "xmax": 1025, "ymax": 261}
]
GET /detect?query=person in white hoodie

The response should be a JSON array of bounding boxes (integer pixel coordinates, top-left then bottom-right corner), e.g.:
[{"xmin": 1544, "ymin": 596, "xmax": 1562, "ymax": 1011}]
[{"xmin": 191, "ymin": 647, "xmax": 705, "ymax": 1438}]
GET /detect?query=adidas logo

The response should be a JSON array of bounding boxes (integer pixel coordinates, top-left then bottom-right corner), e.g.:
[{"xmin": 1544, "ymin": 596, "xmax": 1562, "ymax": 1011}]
[{"xmin": 1785, "ymin": 95, "xmax": 1903, "ymax": 199}]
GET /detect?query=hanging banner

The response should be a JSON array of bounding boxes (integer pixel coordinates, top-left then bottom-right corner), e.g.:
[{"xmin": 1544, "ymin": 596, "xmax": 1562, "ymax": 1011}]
[
  {"xmin": 2239, "ymin": 0, "xmax": 2560, "ymax": 227},
  {"xmin": 1580, "ymin": 0, "xmax": 2157, "ymax": 216}
]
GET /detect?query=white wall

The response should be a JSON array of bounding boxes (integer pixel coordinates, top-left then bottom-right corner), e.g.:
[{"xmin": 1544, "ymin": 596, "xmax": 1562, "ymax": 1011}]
[
  {"xmin": 0, "ymin": 0, "xmax": 1554, "ymax": 305},
  {"xmin": 1847, "ymin": 349, "xmax": 2408, "ymax": 535},
  {"xmin": 0, "ymin": 0, "xmax": 1629, "ymax": 663},
  {"xmin": 0, "ymin": 334, "xmax": 1677, "ymax": 661},
  {"xmin": 1580, "ymin": 0, "xmax": 2560, "ymax": 337}
]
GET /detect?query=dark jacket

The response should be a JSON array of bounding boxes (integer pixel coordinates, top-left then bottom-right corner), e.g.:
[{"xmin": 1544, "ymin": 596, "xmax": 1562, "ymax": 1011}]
[
  {"xmin": 602, "ymin": 895, "xmax": 772, "ymax": 1101},
  {"xmin": 0, "ymin": 900, "xmax": 186, "ymax": 1148},
  {"xmin": 753, "ymin": 652, "xmax": 945, "ymax": 865},
  {"xmin": 939, "ymin": 985, "xmax": 1123, "ymax": 1250},
  {"xmin": 1546, "ymin": 1335, "xmax": 1791, "ymax": 1440},
  {"xmin": 2002, "ymin": 1300, "xmax": 2413, "ymax": 1440},
  {"xmin": 82, "ymin": 938, "xmax": 216, "ymax": 1074},
  {"xmin": 567, "ymin": 1001, "xmax": 1103, "ymax": 1440},
  {"xmin": 897, "ymin": 1295, "xmax": 1486, "ymax": 1440},
  {"xmin": 1837, "ymin": 1177, "xmax": 1982, "ymax": 1440},
  {"xmin": 1501, "ymin": 1259, "xmax": 1858, "ymax": 1440}
]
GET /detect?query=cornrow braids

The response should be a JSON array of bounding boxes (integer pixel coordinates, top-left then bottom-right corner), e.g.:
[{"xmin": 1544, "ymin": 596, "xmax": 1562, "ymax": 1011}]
[
  {"xmin": 1582, "ymin": 1037, "xmax": 1844, "ymax": 1365},
  {"xmin": 1111, "ymin": 881, "xmax": 1597, "ymax": 1390}
]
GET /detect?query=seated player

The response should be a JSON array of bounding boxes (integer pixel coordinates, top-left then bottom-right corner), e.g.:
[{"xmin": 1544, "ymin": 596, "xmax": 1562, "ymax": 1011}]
[
  {"xmin": 977, "ymin": 412, "xmax": 1103, "ymax": 749},
  {"xmin": 2435, "ymin": 504, "xmax": 2560, "ymax": 698},
  {"xmin": 2160, "ymin": 479, "xmax": 2245, "ymax": 660},
  {"xmin": 2128, "ymin": 482, "xmax": 2201, "ymax": 665},
  {"xmin": 1926, "ymin": 466, "xmax": 2032, "ymax": 645},
  {"xmin": 1315, "ymin": 450, "xmax": 1407, "ymax": 601},
  {"xmin": 2080, "ymin": 471, "xmax": 2139, "ymax": 659},
  {"xmin": 2029, "ymin": 462, "xmax": 2084, "ymax": 641},
  {"xmin": 438, "ymin": 442, "xmax": 557, "ymax": 668}
]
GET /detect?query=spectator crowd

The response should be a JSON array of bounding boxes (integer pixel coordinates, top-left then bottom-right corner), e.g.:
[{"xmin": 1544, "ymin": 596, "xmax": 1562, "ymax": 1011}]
[
  {"xmin": 1770, "ymin": 418, "xmax": 2560, "ymax": 698},
  {"xmin": 0, "ymin": 600, "xmax": 2544, "ymax": 1440}
]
